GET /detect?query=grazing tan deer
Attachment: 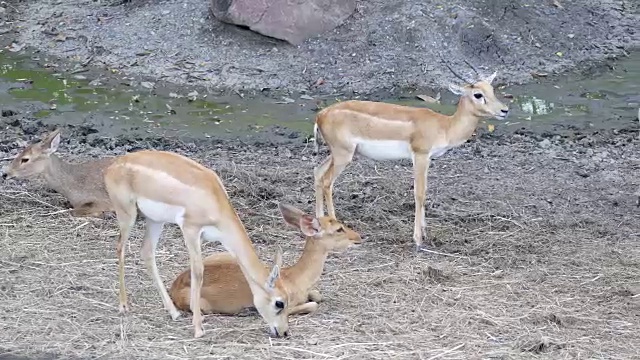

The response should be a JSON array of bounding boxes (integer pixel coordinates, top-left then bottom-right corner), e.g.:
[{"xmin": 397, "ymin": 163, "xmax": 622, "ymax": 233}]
[
  {"xmin": 168, "ymin": 203, "xmax": 362, "ymax": 317},
  {"xmin": 313, "ymin": 68, "xmax": 509, "ymax": 250},
  {"xmin": 104, "ymin": 149, "xmax": 291, "ymax": 339},
  {"xmin": 1, "ymin": 128, "xmax": 114, "ymax": 218}
]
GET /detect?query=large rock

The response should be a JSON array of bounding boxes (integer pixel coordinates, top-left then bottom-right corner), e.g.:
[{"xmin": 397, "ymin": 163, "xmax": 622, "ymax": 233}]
[{"xmin": 211, "ymin": 0, "xmax": 357, "ymax": 45}]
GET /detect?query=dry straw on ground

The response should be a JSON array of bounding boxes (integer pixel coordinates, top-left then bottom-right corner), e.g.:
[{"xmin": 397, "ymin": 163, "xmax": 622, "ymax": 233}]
[{"xmin": 0, "ymin": 129, "xmax": 639, "ymax": 359}]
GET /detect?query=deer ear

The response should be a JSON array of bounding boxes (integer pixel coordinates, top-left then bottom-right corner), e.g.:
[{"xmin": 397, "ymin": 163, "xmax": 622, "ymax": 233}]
[
  {"xmin": 299, "ymin": 215, "xmax": 321, "ymax": 237},
  {"xmin": 41, "ymin": 129, "xmax": 61, "ymax": 155},
  {"xmin": 278, "ymin": 203, "xmax": 304, "ymax": 229},
  {"xmin": 265, "ymin": 248, "xmax": 283, "ymax": 290},
  {"xmin": 265, "ymin": 264, "xmax": 280, "ymax": 290},
  {"xmin": 448, "ymin": 83, "xmax": 465, "ymax": 95},
  {"xmin": 483, "ymin": 71, "xmax": 497, "ymax": 84}
]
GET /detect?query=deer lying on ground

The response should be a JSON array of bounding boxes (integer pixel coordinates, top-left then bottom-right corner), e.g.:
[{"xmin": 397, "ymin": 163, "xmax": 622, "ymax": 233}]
[
  {"xmin": 104, "ymin": 149, "xmax": 291, "ymax": 339},
  {"xmin": 169, "ymin": 203, "xmax": 362, "ymax": 317},
  {"xmin": 1, "ymin": 128, "xmax": 114, "ymax": 218},
  {"xmin": 313, "ymin": 67, "xmax": 509, "ymax": 250}
]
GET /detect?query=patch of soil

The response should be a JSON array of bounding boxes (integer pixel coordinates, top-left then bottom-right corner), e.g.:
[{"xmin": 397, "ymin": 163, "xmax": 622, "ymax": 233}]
[
  {"xmin": 0, "ymin": 111, "xmax": 639, "ymax": 359},
  {"xmin": 3, "ymin": 0, "xmax": 639, "ymax": 98}
]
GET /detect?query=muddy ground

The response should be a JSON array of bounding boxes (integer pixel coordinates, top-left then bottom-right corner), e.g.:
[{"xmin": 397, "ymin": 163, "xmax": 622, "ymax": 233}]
[
  {"xmin": 1, "ymin": 0, "xmax": 639, "ymax": 98},
  {"xmin": 1, "ymin": 101, "xmax": 639, "ymax": 359}
]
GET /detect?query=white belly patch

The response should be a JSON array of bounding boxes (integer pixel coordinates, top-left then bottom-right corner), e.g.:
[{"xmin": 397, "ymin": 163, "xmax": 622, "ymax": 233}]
[
  {"xmin": 201, "ymin": 226, "xmax": 226, "ymax": 245},
  {"xmin": 429, "ymin": 145, "xmax": 452, "ymax": 159},
  {"xmin": 355, "ymin": 139, "xmax": 412, "ymax": 161},
  {"xmin": 137, "ymin": 197, "xmax": 186, "ymax": 225}
]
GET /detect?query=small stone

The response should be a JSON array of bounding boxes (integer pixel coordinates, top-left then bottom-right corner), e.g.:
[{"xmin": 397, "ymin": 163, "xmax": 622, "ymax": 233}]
[{"xmin": 539, "ymin": 139, "xmax": 551, "ymax": 148}]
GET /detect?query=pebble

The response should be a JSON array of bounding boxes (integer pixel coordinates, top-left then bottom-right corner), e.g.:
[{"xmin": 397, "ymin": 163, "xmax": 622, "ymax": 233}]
[{"xmin": 539, "ymin": 139, "xmax": 551, "ymax": 148}]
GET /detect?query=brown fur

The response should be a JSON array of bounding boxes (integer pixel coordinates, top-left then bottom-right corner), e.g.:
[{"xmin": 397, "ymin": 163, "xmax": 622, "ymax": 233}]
[
  {"xmin": 313, "ymin": 73, "xmax": 509, "ymax": 249},
  {"xmin": 169, "ymin": 204, "xmax": 362, "ymax": 316},
  {"xmin": 104, "ymin": 149, "xmax": 291, "ymax": 339},
  {"xmin": 1, "ymin": 128, "xmax": 114, "ymax": 218}
]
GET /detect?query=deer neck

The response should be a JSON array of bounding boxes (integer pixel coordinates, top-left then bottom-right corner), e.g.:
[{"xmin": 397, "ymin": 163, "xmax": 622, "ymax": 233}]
[
  {"xmin": 208, "ymin": 218, "xmax": 271, "ymax": 294},
  {"xmin": 284, "ymin": 237, "xmax": 328, "ymax": 291},
  {"xmin": 43, "ymin": 154, "xmax": 73, "ymax": 193},
  {"xmin": 445, "ymin": 97, "xmax": 482, "ymax": 145}
]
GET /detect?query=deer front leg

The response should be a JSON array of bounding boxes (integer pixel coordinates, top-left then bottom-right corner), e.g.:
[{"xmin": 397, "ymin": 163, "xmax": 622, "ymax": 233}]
[
  {"xmin": 181, "ymin": 224, "xmax": 205, "ymax": 339},
  {"xmin": 412, "ymin": 153, "xmax": 431, "ymax": 250},
  {"xmin": 308, "ymin": 289, "xmax": 322, "ymax": 303},
  {"xmin": 140, "ymin": 219, "xmax": 181, "ymax": 321},
  {"xmin": 289, "ymin": 302, "xmax": 319, "ymax": 316}
]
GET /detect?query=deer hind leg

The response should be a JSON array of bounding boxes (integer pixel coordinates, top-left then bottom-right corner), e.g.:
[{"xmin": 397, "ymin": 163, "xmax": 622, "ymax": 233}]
[
  {"xmin": 112, "ymin": 200, "xmax": 137, "ymax": 313},
  {"xmin": 324, "ymin": 148, "xmax": 355, "ymax": 219},
  {"xmin": 314, "ymin": 155, "xmax": 333, "ymax": 218},
  {"xmin": 181, "ymin": 223, "xmax": 205, "ymax": 338},
  {"xmin": 412, "ymin": 153, "xmax": 431, "ymax": 250},
  {"xmin": 289, "ymin": 302, "xmax": 319, "ymax": 316},
  {"xmin": 140, "ymin": 219, "xmax": 181, "ymax": 320}
]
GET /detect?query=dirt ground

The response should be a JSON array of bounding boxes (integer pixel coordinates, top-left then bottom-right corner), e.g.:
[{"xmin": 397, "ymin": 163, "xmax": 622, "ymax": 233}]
[
  {"xmin": 2, "ymin": 0, "xmax": 639, "ymax": 98},
  {"xmin": 1, "ymin": 108, "xmax": 639, "ymax": 359}
]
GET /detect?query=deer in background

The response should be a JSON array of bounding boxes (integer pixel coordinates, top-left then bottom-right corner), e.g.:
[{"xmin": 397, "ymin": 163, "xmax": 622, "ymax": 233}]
[
  {"xmin": 169, "ymin": 203, "xmax": 362, "ymax": 317},
  {"xmin": 312, "ymin": 65, "xmax": 510, "ymax": 250},
  {"xmin": 1, "ymin": 128, "xmax": 114, "ymax": 218},
  {"xmin": 104, "ymin": 149, "xmax": 292, "ymax": 339}
]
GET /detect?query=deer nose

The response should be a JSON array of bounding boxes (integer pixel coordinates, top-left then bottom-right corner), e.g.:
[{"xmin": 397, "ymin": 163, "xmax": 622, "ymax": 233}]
[
  {"xmin": 272, "ymin": 327, "xmax": 290, "ymax": 338},
  {"xmin": 1, "ymin": 172, "xmax": 7, "ymax": 179}
]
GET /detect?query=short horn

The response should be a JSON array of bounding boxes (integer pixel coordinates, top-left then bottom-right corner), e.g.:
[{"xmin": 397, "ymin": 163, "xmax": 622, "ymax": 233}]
[
  {"xmin": 463, "ymin": 59, "xmax": 481, "ymax": 77},
  {"xmin": 439, "ymin": 52, "xmax": 474, "ymax": 84}
]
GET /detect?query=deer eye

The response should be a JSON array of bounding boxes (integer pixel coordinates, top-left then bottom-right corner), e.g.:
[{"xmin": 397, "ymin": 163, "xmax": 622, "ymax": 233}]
[
  {"xmin": 20, "ymin": 158, "xmax": 29, "ymax": 164},
  {"xmin": 275, "ymin": 300, "xmax": 285, "ymax": 309},
  {"xmin": 473, "ymin": 93, "xmax": 484, "ymax": 99}
]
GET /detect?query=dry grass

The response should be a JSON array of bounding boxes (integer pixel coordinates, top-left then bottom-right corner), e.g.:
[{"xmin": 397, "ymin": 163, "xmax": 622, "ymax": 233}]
[{"xmin": 0, "ymin": 129, "xmax": 639, "ymax": 359}]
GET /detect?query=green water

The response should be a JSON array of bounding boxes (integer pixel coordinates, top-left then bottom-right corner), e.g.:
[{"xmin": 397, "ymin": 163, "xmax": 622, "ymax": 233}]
[
  {"xmin": 389, "ymin": 55, "xmax": 640, "ymax": 132},
  {"xmin": 1, "ymin": 51, "xmax": 639, "ymax": 138}
]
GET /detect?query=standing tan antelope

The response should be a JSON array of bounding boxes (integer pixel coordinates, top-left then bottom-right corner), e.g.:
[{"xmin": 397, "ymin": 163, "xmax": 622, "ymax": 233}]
[
  {"xmin": 1, "ymin": 128, "xmax": 114, "ymax": 218},
  {"xmin": 313, "ymin": 70, "xmax": 509, "ymax": 250},
  {"xmin": 169, "ymin": 202, "xmax": 362, "ymax": 317},
  {"xmin": 104, "ymin": 149, "xmax": 290, "ymax": 339}
]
